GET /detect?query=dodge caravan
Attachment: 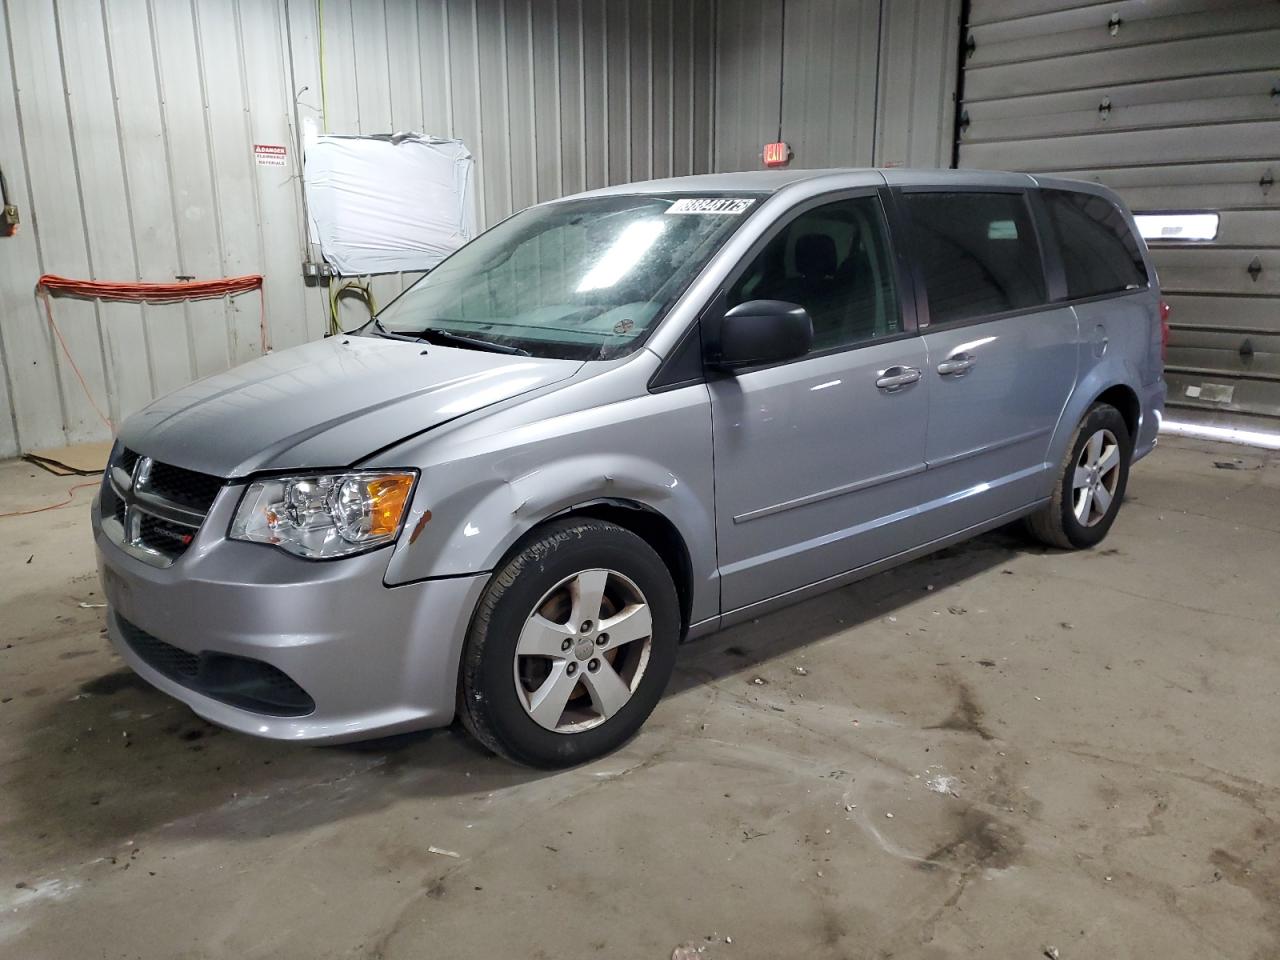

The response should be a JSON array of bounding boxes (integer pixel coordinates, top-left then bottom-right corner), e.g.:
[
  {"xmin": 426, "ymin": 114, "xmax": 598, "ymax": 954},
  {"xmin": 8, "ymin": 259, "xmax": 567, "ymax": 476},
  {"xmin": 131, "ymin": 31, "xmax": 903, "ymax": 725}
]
[{"xmin": 94, "ymin": 169, "xmax": 1165, "ymax": 767}]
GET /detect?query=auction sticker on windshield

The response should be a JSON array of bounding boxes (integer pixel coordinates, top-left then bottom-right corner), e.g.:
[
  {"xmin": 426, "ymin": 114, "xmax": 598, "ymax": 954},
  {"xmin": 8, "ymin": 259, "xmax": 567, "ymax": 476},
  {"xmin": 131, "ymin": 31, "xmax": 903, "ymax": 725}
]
[{"xmin": 666, "ymin": 198, "xmax": 755, "ymax": 215}]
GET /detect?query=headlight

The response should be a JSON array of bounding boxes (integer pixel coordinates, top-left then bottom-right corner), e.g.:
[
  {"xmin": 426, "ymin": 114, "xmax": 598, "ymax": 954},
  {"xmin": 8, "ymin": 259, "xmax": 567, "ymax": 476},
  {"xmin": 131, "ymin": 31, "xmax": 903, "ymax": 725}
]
[{"xmin": 230, "ymin": 471, "xmax": 417, "ymax": 559}]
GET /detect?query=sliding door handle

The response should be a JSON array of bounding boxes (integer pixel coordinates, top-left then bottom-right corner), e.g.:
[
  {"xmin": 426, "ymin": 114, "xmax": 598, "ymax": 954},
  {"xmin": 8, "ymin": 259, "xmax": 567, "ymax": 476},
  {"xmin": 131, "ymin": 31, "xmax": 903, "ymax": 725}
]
[
  {"xmin": 937, "ymin": 353, "xmax": 974, "ymax": 376},
  {"xmin": 875, "ymin": 365, "xmax": 922, "ymax": 392}
]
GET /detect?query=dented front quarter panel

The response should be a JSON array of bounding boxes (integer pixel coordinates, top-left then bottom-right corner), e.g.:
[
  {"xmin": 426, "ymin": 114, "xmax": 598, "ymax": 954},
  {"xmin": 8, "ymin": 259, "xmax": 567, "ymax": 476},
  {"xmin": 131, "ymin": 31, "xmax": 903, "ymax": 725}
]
[{"xmin": 370, "ymin": 350, "xmax": 721, "ymax": 626}]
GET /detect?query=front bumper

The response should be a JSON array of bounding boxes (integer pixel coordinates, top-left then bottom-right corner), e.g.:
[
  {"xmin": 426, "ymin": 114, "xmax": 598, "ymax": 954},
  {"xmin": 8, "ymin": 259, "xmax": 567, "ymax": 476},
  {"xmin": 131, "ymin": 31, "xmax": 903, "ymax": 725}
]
[{"xmin": 93, "ymin": 488, "xmax": 487, "ymax": 743}]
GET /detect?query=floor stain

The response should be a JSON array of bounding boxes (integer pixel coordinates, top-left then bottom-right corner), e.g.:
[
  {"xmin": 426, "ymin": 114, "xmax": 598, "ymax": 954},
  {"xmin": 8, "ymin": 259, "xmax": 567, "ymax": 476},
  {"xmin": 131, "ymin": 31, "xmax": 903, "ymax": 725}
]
[
  {"xmin": 921, "ymin": 808, "xmax": 1023, "ymax": 872},
  {"xmin": 927, "ymin": 679, "xmax": 995, "ymax": 741}
]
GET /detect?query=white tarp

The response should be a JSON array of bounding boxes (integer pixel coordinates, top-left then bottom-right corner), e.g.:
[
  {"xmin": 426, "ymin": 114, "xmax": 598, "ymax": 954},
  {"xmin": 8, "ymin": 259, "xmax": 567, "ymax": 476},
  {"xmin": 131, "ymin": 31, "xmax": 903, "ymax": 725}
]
[{"xmin": 304, "ymin": 134, "xmax": 476, "ymax": 275}]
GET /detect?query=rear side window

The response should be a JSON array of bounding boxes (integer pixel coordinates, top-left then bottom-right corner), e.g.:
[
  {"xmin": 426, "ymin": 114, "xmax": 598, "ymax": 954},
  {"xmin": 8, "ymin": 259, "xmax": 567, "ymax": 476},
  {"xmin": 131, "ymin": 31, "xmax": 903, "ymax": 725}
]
[
  {"xmin": 902, "ymin": 191, "xmax": 1047, "ymax": 325},
  {"xmin": 1042, "ymin": 189, "xmax": 1148, "ymax": 299}
]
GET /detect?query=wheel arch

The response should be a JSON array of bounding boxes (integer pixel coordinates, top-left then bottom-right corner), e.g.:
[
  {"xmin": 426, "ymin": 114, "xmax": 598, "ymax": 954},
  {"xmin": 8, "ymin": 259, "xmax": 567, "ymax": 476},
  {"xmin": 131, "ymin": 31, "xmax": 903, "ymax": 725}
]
[
  {"xmin": 510, "ymin": 498, "xmax": 696, "ymax": 636},
  {"xmin": 1092, "ymin": 383, "xmax": 1140, "ymax": 443},
  {"xmin": 1049, "ymin": 361, "xmax": 1144, "ymax": 472}
]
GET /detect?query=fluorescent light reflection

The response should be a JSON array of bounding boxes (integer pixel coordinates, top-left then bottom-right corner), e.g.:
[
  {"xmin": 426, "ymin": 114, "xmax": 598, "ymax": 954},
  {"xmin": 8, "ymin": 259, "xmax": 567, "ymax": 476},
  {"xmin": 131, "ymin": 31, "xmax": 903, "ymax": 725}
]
[{"xmin": 577, "ymin": 220, "xmax": 666, "ymax": 292}]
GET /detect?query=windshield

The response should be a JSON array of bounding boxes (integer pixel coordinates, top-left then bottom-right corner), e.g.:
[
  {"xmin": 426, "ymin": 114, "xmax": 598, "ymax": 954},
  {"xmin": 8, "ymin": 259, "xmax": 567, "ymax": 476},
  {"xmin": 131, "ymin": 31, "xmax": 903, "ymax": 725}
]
[{"xmin": 371, "ymin": 194, "xmax": 761, "ymax": 360}]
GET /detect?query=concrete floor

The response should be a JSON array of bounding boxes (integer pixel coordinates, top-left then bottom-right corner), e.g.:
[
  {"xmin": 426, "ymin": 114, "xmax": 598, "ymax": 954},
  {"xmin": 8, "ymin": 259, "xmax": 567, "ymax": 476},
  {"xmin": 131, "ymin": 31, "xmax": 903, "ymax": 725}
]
[{"xmin": 1, "ymin": 436, "xmax": 1277, "ymax": 960}]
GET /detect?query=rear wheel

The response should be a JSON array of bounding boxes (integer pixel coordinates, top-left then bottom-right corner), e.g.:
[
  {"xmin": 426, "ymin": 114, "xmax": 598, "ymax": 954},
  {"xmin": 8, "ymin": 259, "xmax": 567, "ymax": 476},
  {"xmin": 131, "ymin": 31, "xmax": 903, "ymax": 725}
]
[
  {"xmin": 459, "ymin": 518, "xmax": 680, "ymax": 767},
  {"xmin": 1026, "ymin": 403, "xmax": 1131, "ymax": 549}
]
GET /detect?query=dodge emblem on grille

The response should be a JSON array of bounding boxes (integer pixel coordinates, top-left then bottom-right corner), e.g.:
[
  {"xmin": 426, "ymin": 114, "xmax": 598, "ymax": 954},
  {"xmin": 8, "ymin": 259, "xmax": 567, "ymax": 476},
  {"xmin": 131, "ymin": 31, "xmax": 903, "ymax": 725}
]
[{"xmin": 121, "ymin": 456, "xmax": 153, "ymax": 549}]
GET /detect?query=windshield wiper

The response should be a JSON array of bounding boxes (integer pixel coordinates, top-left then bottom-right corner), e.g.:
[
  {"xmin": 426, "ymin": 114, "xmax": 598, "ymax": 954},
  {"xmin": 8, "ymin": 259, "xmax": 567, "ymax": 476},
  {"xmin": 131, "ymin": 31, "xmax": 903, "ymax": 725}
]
[
  {"xmin": 368, "ymin": 318, "xmax": 423, "ymax": 342},
  {"xmin": 417, "ymin": 327, "xmax": 530, "ymax": 356},
  {"xmin": 370, "ymin": 317, "xmax": 529, "ymax": 356}
]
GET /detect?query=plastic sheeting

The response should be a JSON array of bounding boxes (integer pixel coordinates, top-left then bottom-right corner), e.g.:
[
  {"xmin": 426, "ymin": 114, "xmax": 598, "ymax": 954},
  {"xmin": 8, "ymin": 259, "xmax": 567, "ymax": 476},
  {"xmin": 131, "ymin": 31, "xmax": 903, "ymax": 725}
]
[{"xmin": 304, "ymin": 134, "xmax": 476, "ymax": 275}]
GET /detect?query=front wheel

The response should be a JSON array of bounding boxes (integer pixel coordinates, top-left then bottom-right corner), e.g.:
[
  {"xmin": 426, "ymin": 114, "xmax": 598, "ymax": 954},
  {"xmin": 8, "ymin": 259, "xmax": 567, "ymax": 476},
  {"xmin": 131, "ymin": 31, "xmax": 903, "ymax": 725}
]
[
  {"xmin": 459, "ymin": 518, "xmax": 680, "ymax": 768},
  {"xmin": 1026, "ymin": 403, "xmax": 1132, "ymax": 549}
]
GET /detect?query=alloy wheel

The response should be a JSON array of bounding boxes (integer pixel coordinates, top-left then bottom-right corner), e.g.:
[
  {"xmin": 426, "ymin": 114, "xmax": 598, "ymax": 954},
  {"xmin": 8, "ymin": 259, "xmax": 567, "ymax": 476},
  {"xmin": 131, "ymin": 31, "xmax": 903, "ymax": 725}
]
[
  {"xmin": 1072, "ymin": 428, "xmax": 1121, "ymax": 527},
  {"xmin": 513, "ymin": 568, "xmax": 653, "ymax": 733}
]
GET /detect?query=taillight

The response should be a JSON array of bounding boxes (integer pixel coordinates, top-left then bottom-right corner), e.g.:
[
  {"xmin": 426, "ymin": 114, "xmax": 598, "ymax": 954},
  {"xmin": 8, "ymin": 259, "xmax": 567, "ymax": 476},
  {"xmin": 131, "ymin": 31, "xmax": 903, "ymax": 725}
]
[{"xmin": 1159, "ymin": 299, "xmax": 1171, "ymax": 362}]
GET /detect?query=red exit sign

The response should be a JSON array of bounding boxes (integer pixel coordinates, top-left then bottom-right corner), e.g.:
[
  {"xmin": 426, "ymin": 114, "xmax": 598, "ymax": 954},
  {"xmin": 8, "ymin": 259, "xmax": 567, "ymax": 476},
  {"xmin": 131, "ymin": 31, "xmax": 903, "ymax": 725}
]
[{"xmin": 762, "ymin": 141, "xmax": 792, "ymax": 168}]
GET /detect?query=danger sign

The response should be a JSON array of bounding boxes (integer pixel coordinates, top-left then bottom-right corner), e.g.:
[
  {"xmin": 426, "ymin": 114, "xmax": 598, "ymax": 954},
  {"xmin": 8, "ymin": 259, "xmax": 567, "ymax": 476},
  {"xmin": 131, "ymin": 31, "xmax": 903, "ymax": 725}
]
[{"xmin": 254, "ymin": 144, "xmax": 287, "ymax": 167}]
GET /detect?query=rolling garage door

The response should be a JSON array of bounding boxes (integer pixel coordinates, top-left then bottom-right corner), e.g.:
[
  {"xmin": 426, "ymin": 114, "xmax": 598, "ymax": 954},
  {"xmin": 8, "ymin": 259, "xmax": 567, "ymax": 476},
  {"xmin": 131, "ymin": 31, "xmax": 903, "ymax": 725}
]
[{"xmin": 957, "ymin": 0, "xmax": 1280, "ymax": 435}]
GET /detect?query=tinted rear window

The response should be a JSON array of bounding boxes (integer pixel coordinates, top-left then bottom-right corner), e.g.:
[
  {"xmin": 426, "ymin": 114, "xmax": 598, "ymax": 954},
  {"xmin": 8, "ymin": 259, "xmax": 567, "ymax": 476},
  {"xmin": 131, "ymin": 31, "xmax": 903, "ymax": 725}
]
[
  {"xmin": 1043, "ymin": 189, "xmax": 1148, "ymax": 300},
  {"xmin": 902, "ymin": 191, "xmax": 1047, "ymax": 325}
]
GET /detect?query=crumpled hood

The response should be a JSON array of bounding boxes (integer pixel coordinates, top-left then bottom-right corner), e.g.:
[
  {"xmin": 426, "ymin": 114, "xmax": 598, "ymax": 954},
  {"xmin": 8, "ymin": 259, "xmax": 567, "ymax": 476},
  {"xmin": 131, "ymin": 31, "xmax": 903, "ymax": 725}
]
[{"xmin": 118, "ymin": 335, "xmax": 582, "ymax": 477}]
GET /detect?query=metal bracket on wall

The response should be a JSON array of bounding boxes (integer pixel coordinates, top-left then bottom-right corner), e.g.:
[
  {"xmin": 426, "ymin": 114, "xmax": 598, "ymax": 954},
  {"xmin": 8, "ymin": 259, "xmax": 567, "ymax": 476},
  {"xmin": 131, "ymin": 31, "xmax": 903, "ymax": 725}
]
[
  {"xmin": 1247, "ymin": 256, "xmax": 1263, "ymax": 282},
  {"xmin": 958, "ymin": 110, "xmax": 970, "ymax": 136},
  {"xmin": 1108, "ymin": 13, "xmax": 1123, "ymax": 37},
  {"xmin": 1098, "ymin": 97, "xmax": 1112, "ymax": 121},
  {"xmin": 1261, "ymin": 170, "xmax": 1275, "ymax": 195},
  {"xmin": 964, "ymin": 34, "xmax": 976, "ymax": 59}
]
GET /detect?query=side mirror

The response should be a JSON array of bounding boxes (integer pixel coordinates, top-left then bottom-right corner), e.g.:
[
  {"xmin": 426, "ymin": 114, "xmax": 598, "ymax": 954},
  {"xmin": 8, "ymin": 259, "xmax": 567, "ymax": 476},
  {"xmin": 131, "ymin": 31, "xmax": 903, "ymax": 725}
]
[{"xmin": 712, "ymin": 300, "xmax": 813, "ymax": 370}]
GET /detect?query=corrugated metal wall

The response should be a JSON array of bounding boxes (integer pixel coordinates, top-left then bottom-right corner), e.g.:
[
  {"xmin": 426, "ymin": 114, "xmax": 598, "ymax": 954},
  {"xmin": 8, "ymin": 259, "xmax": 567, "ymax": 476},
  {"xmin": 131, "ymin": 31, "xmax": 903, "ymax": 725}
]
[
  {"xmin": 958, "ymin": 0, "xmax": 1280, "ymax": 432},
  {"xmin": 0, "ymin": 0, "xmax": 716, "ymax": 459},
  {"xmin": 713, "ymin": 0, "xmax": 960, "ymax": 172},
  {"xmin": 0, "ymin": 0, "xmax": 310, "ymax": 458}
]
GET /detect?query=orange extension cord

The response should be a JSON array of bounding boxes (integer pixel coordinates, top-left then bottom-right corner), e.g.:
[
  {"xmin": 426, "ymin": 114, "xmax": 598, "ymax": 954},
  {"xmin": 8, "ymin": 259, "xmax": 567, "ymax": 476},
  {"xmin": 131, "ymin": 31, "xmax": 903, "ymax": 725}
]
[
  {"xmin": 0, "ymin": 480, "xmax": 100, "ymax": 520},
  {"xmin": 35, "ymin": 274, "xmax": 266, "ymax": 432}
]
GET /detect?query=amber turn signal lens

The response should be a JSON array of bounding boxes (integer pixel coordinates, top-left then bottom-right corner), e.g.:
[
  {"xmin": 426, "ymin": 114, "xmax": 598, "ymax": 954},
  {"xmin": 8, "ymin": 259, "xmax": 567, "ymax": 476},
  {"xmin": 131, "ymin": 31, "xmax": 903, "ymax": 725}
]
[{"xmin": 366, "ymin": 474, "xmax": 415, "ymax": 536}]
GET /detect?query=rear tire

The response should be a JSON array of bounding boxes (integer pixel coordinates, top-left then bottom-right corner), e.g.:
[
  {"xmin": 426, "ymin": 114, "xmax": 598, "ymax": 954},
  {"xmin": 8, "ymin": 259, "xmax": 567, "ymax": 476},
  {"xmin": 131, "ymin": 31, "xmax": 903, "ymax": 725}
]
[
  {"xmin": 459, "ymin": 518, "xmax": 680, "ymax": 768},
  {"xmin": 1025, "ymin": 403, "xmax": 1131, "ymax": 550}
]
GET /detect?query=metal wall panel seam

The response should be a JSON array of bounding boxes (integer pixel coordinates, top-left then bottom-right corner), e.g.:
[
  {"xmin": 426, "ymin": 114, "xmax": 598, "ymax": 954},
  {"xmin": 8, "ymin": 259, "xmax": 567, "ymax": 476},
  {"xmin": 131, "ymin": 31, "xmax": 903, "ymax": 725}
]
[
  {"xmin": 575, "ymin": 0, "xmax": 586, "ymax": 190},
  {"xmin": 277, "ymin": 0, "xmax": 326, "ymax": 340},
  {"xmin": 551, "ymin": 0, "xmax": 564, "ymax": 197},
  {"xmin": 969, "ymin": 7, "xmax": 1280, "ymax": 67},
  {"xmin": 907, "ymin": 0, "xmax": 924, "ymax": 162},
  {"xmin": 61, "ymin": 0, "xmax": 157, "ymax": 421},
  {"xmin": 965, "ymin": 114, "xmax": 1280, "ymax": 148},
  {"xmin": 52, "ymin": 0, "xmax": 120, "ymax": 426},
  {"xmin": 600, "ymin": 2, "xmax": 609, "ymax": 184},
  {"xmin": 670, "ymin": 0, "xmax": 680, "ymax": 176},
  {"xmin": 98, "ymin": 0, "xmax": 157, "ymax": 398},
  {"xmin": 380, "ymin": 0, "xmax": 395, "ymax": 127},
  {"xmin": 961, "ymin": 31, "xmax": 1280, "ymax": 101},
  {"xmin": 870, "ymin": 0, "xmax": 886, "ymax": 162},
  {"xmin": 188, "ymin": 0, "xmax": 241, "ymax": 369},
  {"xmin": 688, "ymin": 0, "xmax": 699, "ymax": 170},
  {"xmin": 143, "ymin": 0, "xmax": 198, "ymax": 381},
  {"xmin": 499, "ymin": 0, "xmax": 513, "ymax": 214},
  {"xmin": 0, "ymin": 319, "xmax": 16, "ymax": 457},
  {"xmin": 10, "ymin": 0, "xmax": 100, "ymax": 442},
  {"xmin": 5, "ymin": 0, "xmax": 68, "ymax": 444},
  {"xmin": 469, "ymin": 0, "xmax": 486, "ymax": 224},
  {"xmin": 442, "ymin": 0, "xmax": 455, "ymax": 135},
  {"xmin": 105, "ymin": 0, "xmax": 196, "ymax": 395},
  {"xmin": 4, "ymin": 0, "xmax": 72, "ymax": 447},
  {"xmin": 697, "ymin": 0, "xmax": 713, "ymax": 172},
  {"xmin": 624, "ymin": 2, "xmax": 632, "ymax": 182},
  {"xmin": 151, "ymin": 0, "xmax": 232, "ymax": 379},
  {"xmin": 218, "ymin": 0, "xmax": 277, "ymax": 359},
  {"xmin": 646, "ymin": 0, "xmax": 654, "ymax": 182},
  {"xmin": 280, "ymin": 0, "xmax": 311, "ymax": 258},
  {"xmin": 525, "ymin": 1, "xmax": 538, "ymax": 202},
  {"xmin": 345, "ymin": 1, "xmax": 362, "ymax": 132}
]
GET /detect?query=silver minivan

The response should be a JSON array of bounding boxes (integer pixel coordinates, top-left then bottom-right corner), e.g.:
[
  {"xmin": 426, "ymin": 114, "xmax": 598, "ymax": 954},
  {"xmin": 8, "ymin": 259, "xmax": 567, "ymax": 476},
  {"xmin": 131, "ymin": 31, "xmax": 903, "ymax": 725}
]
[{"xmin": 94, "ymin": 168, "xmax": 1165, "ymax": 766}]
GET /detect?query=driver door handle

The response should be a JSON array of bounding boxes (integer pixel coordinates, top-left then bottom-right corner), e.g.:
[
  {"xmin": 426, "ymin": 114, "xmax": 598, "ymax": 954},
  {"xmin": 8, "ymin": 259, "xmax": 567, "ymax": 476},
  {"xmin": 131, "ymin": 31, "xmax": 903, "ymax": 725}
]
[
  {"xmin": 937, "ymin": 353, "xmax": 974, "ymax": 376},
  {"xmin": 875, "ymin": 365, "xmax": 922, "ymax": 392}
]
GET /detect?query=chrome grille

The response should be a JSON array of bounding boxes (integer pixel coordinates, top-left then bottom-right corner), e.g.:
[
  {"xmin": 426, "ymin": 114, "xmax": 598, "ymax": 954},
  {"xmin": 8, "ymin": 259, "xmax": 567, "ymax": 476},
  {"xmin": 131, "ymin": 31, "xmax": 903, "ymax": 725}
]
[{"xmin": 100, "ymin": 446, "xmax": 223, "ymax": 567}]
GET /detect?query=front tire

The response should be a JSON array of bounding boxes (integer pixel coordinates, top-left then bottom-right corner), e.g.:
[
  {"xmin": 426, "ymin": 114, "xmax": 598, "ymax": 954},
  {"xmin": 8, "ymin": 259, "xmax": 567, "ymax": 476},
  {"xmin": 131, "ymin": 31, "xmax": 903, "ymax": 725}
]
[
  {"xmin": 459, "ymin": 518, "xmax": 680, "ymax": 768},
  {"xmin": 1026, "ymin": 403, "xmax": 1132, "ymax": 549}
]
